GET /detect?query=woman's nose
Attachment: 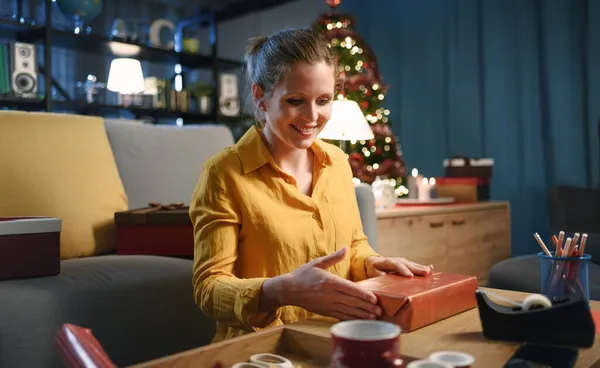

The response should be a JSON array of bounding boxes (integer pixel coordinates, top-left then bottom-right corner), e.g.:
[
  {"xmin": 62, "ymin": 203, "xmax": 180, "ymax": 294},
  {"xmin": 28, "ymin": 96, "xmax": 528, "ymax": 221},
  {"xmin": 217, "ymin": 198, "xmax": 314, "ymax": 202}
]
[{"xmin": 301, "ymin": 103, "xmax": 319, "ymax": 122}]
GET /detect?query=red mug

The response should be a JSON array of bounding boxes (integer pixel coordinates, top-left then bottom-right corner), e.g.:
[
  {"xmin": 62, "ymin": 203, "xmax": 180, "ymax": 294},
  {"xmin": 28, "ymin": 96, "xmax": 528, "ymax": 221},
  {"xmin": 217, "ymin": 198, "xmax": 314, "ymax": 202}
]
[{"xmin": 330, "ymin": 320, "xmax": 402, "ymax": 368}]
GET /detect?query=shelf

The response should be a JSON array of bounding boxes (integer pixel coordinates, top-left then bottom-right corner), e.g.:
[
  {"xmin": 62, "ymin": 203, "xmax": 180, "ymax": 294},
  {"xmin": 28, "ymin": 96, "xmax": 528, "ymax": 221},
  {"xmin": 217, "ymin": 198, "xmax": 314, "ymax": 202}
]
[
  {"xmin": 0, "ymin": 95, "xmax": 45, "ymax": 110},
  {"xmin": 52, "ymin": 100, "xmax": 215, "ymax": 121},
  {"xmin": 20, "ymin": 27, "xmax": 241, "ymax": 69},
  {"xmin": 0, "ymin": 18, "xmax": 40, "ymax": 32}
]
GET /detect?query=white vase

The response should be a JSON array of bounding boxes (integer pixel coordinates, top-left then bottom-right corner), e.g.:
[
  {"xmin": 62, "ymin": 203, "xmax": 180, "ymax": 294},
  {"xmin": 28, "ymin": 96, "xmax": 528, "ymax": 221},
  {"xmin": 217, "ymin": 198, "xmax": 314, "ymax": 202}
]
[{"xmin": 371, "ymin": 177, "xmax": 396, "ymax": 209}]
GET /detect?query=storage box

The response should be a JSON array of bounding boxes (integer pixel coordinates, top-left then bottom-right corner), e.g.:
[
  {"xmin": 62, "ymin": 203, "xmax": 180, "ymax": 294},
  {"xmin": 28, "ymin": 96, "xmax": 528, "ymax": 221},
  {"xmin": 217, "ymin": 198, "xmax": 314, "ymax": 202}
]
[
  {"xmin": 356, "ymin": 273, "xmax": 479, "ymax": 332},
  {"xmin": 114, "ymin": 205, "xmax": 193, "ymax": 257},
  {"xmin": 0, "ymin": 216, "xmax": 61, "ymax": 280},
  {"xmin": 443, "ymin": 157, "xmax": 494, "ymax": 178},
  {"xmin": 436, "ymin": 177, "xmax": 490, "ymax": 202}
]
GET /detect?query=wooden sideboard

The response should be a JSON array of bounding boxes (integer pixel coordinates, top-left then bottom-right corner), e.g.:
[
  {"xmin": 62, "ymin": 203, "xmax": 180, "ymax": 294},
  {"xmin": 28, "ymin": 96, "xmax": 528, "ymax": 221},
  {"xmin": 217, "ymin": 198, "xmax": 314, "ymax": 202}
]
[{"xmin": 375, "ymin": 201, "xmax": 511, "ymax": 284}]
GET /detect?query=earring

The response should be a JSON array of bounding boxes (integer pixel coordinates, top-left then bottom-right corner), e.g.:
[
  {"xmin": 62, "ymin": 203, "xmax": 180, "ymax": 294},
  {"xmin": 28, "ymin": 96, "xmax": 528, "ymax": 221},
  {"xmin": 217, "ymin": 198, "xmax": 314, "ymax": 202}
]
[{"xmin": 259, "ymin": 102, "xmax": 266, "ymax": 111}]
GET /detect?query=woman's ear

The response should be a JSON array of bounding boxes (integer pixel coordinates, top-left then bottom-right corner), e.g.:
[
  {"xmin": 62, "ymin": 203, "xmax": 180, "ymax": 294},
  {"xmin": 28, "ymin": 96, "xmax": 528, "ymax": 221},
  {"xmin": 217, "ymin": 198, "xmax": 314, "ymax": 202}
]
[{"xmin": 251, "ymin": 82, "xmax": 265, "ymax": 107}]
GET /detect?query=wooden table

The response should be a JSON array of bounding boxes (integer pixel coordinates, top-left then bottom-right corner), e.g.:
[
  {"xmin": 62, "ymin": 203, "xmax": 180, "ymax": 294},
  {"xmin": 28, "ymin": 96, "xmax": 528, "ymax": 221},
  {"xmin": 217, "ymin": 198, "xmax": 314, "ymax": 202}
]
[
  {"xmin": 375, "ymin": 202, "xmax": 511, "ymax": 283},
  {"xmin": 286, "ymin": 288, "xmax": 600, "ymax": 367},
  {"xmin": 131, "ymin": 288, "xmax": 600, "ymax": 368}
]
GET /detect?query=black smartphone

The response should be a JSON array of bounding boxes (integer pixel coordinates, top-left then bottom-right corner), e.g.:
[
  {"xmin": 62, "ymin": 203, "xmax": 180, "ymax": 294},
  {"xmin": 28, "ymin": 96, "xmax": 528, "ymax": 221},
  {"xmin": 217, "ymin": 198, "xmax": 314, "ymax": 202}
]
[{"xmin": 504, "ymin": 343, "xmax": 578, "ymax": 368}]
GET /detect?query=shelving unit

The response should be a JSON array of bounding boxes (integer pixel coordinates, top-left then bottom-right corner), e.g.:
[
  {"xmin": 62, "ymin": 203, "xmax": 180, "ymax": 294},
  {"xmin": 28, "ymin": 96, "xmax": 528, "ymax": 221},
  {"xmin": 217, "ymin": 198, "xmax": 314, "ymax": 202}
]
[{"xmin": 0, "ymin": 0, "xmax": 256, "ymax": 124}]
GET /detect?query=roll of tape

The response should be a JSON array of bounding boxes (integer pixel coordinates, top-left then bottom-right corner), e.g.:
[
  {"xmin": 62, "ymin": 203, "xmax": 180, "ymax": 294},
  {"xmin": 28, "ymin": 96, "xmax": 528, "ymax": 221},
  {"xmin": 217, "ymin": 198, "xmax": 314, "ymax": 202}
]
[
  {"xmin": 522, "ymin": 294, "xmax": 552, "ymax": 311},
  {"xmin": 249, "ymin": 353, "xmax": 294, "ymax": 368}
]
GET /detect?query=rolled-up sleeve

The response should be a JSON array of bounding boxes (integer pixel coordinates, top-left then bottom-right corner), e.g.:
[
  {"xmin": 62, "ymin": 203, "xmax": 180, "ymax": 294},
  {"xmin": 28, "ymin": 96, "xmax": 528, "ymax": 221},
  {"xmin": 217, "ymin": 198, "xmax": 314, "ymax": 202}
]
[{"xmin": 190, "ymin": 160, "xmax": 281, "ymax": 331}]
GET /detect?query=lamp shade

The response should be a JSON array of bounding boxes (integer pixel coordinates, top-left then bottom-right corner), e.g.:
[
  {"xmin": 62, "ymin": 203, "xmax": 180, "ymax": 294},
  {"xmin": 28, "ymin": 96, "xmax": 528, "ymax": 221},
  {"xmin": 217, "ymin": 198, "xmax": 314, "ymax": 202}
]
[
  {"xmin": 107, "ymin": 58, "xmax": 145, "ymax": 94},
  {"xmin": 318, "ymin": 99, "xmax": 374, "ymax": 141}
]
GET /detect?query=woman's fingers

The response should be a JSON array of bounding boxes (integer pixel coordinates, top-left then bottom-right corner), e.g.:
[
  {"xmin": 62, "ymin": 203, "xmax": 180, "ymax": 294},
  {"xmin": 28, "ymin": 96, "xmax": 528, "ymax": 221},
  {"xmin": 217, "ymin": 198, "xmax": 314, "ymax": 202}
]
[
  {"xmin": 406, "ymin": 261, "xmax": 433, "ymax": 275},
  {"xmin": 331, "ymin": 302, "xmax": 378, "ymax": 320},
  {"xmin": 329, "ymin": 274, "xmax": 378, "ymax": 304},
  {"xmin": 334, "ymin": 291, "xmax": 382, "ymax": 316},
  {"xmin": 328, "ymin": 311, "xmax": 361, "ymax": 321}
]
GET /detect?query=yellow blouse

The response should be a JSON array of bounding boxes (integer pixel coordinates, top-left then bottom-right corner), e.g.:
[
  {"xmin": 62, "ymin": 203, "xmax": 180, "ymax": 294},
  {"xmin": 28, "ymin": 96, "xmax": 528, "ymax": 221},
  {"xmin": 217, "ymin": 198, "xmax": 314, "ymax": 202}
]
[{"xmin": 189, "ymin": 126, "xmax": 380, "ymax": 343}]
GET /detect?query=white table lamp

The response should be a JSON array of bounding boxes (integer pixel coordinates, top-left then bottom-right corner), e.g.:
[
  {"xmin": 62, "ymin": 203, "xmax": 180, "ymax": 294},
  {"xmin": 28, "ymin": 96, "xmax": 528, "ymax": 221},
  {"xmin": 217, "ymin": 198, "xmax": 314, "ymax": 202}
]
[
  {"xmin": 318, "ymin": 99, "xmax": 374, "ymax": 152},
  {"xmin": 107, "ymin": 58, "xmax": 145, "ymax": 94}
]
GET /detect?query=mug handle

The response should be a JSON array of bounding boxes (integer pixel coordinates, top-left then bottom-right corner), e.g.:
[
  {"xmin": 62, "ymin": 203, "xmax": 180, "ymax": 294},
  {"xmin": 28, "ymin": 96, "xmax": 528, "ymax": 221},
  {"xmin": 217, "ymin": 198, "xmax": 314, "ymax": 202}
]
[{"xmin": 381, "ymin": 351, "xmax": 403, "ymax": 367}]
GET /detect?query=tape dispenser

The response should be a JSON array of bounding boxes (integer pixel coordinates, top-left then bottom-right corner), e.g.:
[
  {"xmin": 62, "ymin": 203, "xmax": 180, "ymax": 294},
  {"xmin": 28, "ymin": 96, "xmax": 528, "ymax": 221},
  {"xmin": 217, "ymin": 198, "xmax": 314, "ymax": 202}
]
[{"xmin": 476, "ymin": 288, "xmax": 595, "ymax": 348}]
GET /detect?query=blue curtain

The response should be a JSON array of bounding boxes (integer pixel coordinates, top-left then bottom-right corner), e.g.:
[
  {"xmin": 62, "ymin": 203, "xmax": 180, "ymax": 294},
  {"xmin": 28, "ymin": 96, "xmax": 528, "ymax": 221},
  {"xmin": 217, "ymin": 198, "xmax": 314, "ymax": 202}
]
[{"xmin": 340, "ymin": 0, "xmax": 600, "ymax": 256}]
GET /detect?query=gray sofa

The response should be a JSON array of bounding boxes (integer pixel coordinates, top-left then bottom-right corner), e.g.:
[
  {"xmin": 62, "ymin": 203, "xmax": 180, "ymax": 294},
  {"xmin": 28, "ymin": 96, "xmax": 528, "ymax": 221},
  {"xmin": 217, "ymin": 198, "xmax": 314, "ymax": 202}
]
[
  {"xmin": 487, "ymin": 185, "xmax": 600, "ymax": 300},
  {"xmin": 0, "ymin": 117, "xmax": 380, "ymax": 368}
]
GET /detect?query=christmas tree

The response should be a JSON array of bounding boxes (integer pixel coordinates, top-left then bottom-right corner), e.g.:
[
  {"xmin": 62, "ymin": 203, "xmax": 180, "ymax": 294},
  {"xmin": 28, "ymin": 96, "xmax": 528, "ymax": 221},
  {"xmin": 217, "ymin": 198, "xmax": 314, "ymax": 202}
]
[{"xmin": 313, "ymin": 0, "xmax": 408, "ymax": 196}]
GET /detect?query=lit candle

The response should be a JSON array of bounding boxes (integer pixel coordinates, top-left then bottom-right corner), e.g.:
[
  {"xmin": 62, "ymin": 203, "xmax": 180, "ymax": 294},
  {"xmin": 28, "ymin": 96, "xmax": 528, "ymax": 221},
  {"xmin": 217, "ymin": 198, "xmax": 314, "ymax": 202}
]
[
  {"xmin": 418, "ymin": 177, "xmax": 432, "ymax": 201},
  {"xmin": 429, "ymin": 177, "xmax": 438, "ymax": 199},
  {"xmin": 407, "ymin": 168, "xmax": 422, "ymax": 199}
]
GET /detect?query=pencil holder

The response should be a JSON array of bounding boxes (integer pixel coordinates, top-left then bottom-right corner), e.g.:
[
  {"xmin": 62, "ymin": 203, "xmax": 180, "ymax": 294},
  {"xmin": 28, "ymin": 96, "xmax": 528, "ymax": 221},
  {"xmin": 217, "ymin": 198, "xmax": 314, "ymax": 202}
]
[{"xmin": 538, "ymin": 252, "xmax": 591, "ymax": 302}]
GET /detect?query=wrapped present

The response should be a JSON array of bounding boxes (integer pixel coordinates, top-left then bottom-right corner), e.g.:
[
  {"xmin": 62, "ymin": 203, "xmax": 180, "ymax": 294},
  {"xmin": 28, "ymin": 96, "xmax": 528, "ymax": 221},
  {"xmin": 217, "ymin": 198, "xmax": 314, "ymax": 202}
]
[
  {"xmin": 114, "ymin": 202, "xmax": 193, "ymax": 257},
  {"xmin": 356, "ymin": 273, "xmax": 479, "ymax": 332},
  {"xmin": 435, "ymin": 177, "xmax": 490, "ymax": 202},
  {"xmin": 0, "ymin": 217, "xmax": 61, "ymax": 280},
  {"xmin": 55, "ymin": 323, "xmax": 117, "ymax": 368},
  {"xmin": 443, "ymin": 157, "xmax": 494, "ymax": 178}
]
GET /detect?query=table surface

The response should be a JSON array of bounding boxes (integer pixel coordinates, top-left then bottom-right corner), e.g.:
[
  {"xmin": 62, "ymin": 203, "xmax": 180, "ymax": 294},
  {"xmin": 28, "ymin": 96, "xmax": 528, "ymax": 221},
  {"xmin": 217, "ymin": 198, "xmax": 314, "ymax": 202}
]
[
  {"xmin": 375, "ymin": 201, "xmax": 509, "ymax": 219},
  {"xmin": 285, "ymin": 288, "xmax": 600, "ymax": 367}
]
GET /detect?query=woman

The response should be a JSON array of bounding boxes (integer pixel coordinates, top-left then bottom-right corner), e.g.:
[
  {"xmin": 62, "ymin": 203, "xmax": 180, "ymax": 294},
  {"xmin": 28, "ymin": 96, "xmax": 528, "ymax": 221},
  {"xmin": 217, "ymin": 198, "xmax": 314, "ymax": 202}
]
[{"xmin": 189, "ymin": 28, "xmax": 432, "ymax": 343}]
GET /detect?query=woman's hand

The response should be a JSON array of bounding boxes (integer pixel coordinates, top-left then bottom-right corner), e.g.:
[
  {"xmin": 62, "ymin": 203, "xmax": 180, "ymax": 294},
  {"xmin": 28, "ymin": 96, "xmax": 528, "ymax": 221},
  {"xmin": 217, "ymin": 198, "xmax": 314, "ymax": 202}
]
[
  {"xmin": 280, "ymin": 247, "xmax": 382, "ymax": 321},
  {"xmin": 365, "ymin": 256, "xmax": 433, "ymax": 278}
]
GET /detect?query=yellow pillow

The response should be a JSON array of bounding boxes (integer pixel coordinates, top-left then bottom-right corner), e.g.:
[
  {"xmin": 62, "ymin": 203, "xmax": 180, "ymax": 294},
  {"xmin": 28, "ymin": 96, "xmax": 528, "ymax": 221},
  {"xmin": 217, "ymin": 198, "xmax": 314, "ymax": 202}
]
[{"xmin": 0, "ymin": 111, "xmax": 128, "ymax": 259}]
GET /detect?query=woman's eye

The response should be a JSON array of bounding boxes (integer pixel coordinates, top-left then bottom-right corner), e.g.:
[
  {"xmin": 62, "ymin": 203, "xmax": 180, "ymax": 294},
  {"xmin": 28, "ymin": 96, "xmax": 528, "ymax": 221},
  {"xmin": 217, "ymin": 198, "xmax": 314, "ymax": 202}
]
[
  {"xmin": 317, "ymin": 98, "xmax": 331, "ymax": 106},
  {"xmin": 287, "ymin": 98, "xmax": 303, "ymax": 106}
]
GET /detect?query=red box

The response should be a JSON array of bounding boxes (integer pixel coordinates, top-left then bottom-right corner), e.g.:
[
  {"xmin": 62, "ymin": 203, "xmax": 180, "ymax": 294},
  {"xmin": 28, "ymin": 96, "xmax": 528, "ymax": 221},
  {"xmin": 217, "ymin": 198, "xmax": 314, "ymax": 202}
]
[
  {"xmin": 114, "ymin": 206, "xmax": 193, "ymax": 257},
  {"xmin": 356, "ymin": 273, "xmax": 479, "ymax": 332},
  {"xmin": 0, "ymin": 217, "xmax": 61, "ymax": 280},
  {"xmin": 436, "ymin": 177, "xmax": 490, "ymax": 202}
]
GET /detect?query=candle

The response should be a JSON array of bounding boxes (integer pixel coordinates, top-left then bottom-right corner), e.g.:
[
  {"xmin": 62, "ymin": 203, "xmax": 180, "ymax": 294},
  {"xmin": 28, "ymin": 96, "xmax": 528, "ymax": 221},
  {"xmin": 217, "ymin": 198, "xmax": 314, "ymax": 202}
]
[
  {"xmin": 429, "ymin": 177, "xmax": 438, "ymax": 199},
  {"xmin": 407, "ymin": 168, "xmax": 422, "ymax": 199},
  {"xmin": 418, "ymin": 177, "xmax": 432, "ymax": 201}
]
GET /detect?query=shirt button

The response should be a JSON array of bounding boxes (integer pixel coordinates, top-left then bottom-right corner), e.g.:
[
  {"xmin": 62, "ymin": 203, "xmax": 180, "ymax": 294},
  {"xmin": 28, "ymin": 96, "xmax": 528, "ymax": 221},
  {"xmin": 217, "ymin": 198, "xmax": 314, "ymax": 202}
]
[{"xmin": 312, "ymin": 213, "xmax": 319, "ymax": 220}]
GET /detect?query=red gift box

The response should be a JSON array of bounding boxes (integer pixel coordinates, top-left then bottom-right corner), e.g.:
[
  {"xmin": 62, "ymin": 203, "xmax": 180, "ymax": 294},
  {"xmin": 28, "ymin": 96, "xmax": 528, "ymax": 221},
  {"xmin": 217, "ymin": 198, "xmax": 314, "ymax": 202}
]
[
  {"xmin": 0, "ymin": 216, "xmax": 61, "ymax": 280},
  {"xmin": 356, "ymin": 273, "xmax": 479, "ymax": 332},
  {"xmin": 114, "ymin": 203, "xmax": 193, "ymax": 257}
]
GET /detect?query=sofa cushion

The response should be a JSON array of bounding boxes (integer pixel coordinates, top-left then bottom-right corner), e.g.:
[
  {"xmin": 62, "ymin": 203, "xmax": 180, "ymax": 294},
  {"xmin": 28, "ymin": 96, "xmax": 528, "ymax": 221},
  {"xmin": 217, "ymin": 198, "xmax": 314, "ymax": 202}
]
[
  {"xmin": 0, "ymin": 255, "xmax": 215, "ymax": 367},
  {"xmin": 0, "ymin": 111, "xmax": 128, "ymax": 259},
  {"xmin": 104, "ymin": 120, "xmax": 235, "ymax": 209}
]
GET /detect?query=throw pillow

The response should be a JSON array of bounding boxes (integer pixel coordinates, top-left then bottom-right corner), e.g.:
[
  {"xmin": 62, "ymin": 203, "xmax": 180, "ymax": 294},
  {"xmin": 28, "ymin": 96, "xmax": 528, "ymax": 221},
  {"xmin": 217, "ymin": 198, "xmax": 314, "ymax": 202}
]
[{"xmin": 0, "ymin": 111, "xmax": 128, "ymax": 259}]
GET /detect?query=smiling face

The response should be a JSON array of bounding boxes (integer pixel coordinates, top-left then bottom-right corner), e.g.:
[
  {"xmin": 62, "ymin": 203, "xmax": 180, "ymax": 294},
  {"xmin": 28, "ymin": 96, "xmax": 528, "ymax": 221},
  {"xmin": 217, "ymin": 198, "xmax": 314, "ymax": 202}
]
[{"xmin": 253, "ymin": 61, "xmax": 335, "ymax": 151}]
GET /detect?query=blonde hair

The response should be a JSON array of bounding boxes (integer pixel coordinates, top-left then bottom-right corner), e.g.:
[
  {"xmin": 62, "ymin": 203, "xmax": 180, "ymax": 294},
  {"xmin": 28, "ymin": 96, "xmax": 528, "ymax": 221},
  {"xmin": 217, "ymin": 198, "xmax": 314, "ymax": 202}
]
[{"xmin": 244, "ymin": 28, "xmax": 338, "ymax": 126}]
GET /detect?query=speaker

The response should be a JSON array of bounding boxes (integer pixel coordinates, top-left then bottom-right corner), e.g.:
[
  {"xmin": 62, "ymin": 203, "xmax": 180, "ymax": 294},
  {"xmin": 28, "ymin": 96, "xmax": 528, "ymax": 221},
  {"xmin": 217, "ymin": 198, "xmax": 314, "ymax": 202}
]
[
  {"xmin": 218, "ymin": 73, "xmax": 240, "ymax": 117},
  {"xmin": 10, "ymin": 42, "xmax": 38, "ymax": 98}
]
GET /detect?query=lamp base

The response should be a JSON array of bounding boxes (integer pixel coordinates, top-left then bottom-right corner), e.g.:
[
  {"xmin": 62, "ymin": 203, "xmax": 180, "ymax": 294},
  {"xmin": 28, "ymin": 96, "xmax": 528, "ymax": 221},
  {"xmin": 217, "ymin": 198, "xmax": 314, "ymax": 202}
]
[{"xmin": 340, "ymin": 140, "xmax": 347, "ymax": 154}]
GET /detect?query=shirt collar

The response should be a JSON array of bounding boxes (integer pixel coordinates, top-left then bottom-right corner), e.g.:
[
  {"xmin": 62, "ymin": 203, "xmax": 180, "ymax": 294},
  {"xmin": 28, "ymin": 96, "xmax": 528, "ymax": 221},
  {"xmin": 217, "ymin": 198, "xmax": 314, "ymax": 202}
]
[{"xmin": 236, "ymin": 126, "xmax": 334, "ymax": 174}]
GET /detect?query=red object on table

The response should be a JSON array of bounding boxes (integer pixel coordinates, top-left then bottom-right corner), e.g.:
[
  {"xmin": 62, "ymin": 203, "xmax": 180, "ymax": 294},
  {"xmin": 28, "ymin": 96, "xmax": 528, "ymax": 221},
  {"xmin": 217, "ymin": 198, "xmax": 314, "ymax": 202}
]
[
  {"xmin": 356, "ymin": 273, "xmax": 479, "ymax": 332},
  {"xmin": 55, "ymin": 324, "xmax": 117, "ymax": 368},
  {"xmin": 114, "ymin": 203, "xmax": 193, "ymax": 257}
]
